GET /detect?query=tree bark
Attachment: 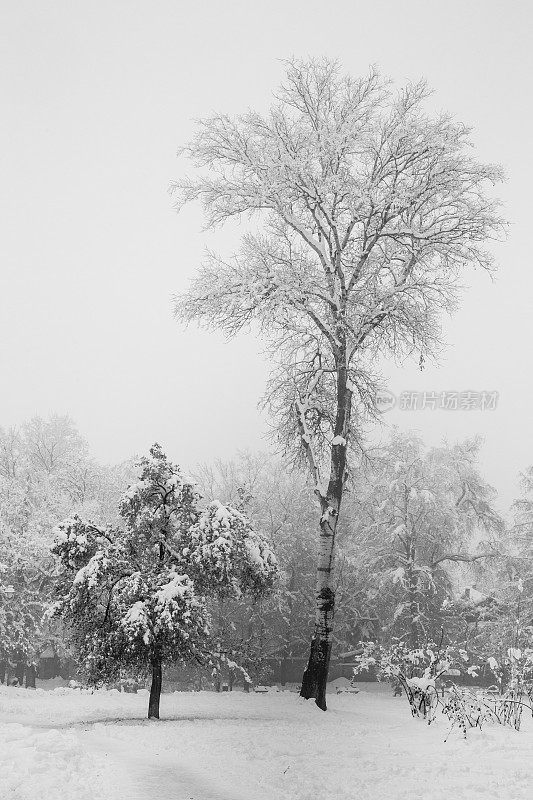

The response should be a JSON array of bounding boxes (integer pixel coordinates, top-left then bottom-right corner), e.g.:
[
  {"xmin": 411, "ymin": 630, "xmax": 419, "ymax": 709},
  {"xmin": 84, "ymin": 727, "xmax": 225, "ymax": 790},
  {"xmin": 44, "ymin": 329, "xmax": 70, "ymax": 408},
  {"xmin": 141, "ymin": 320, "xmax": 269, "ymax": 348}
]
[
  {"xmin": 25, "ymin": 664, "xmax": 36, "ymax": 689},
  {"xmin": 300, "ymin": 359, "xmax": 352, "ymax": 710},
  {"xmin": 280, "ymin": 565, "xmax": 296, "ymax": 685},
  {"xmin": 406, "ymin": 549, "xmax": 420, "ymax": 650},
  {"xmin": 279, "ymin": 656, "xmax": 289, "ymax": 686},
  {"xmin": 403, "ymin": 493, "xmax": 420, "ymax": 650},
  {"xmin": 148, "ymin": 656, "xmax": 162, "ymax": 719},
  {"xmin": 15, "ymin": 662, "xmax": 25, "ymax": 686}
]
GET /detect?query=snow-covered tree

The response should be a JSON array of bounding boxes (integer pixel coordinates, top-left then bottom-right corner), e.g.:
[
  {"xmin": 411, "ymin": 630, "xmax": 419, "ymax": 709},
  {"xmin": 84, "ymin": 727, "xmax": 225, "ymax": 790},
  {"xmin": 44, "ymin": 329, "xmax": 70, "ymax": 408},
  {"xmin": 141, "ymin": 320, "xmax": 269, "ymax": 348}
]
[
  {"xmin": 0, "ymin": 460, "xmax": 63, "ymax": 683},
  {"xmin": 51, "ymin": 444, "xmax": 277, "ymax": 718},
  {"xmin": 173, "ymin": 59, "xmax": 505, "ymax": 708},
  {"xmin": 464, "ymin": 468, "xmax": 533, "ymax": 665},
  {"xmin": 22, "ymin": 415, "xmax": 87, "ymax": 477},
  {"xmin": 0, "ymin": 417, "xmax": 134, "ymax": 685},
  {"xmin": 196, "ymin": 452, "xmax": 379, "ymax": 683},
  {"xmin": 347, "ymin": 432, "xmax": 502, "ymax": 648},
  {"xmin": 501, "ymin": 469, "xmax": 533, "ymax": 650},
  {"xmin": 512, "ymin": 467, "xmax": 533, "ymax": 561},
  {"xmin": 196, "ymin": 453, "xmax": 319, "ymax": 683}
]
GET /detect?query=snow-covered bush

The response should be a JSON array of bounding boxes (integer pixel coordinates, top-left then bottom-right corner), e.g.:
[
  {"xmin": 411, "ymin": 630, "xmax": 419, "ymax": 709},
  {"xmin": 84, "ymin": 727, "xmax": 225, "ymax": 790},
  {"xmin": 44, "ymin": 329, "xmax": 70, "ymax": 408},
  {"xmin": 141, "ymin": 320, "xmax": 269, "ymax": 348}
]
[
  {"xmin": 354, "ymin": 640, "xmax": 451, "ymax": 722},
  {"xmin": 438, "ymin": 649, "xmax": 533, "ymax": 736},
  {"xmin": 355, "ymin": 640, "xmax": 533, "ymax": 736},
  {"xmin": 50, "ymin": 444, "xmax": 278, "ymax": 718},
  {"xmin": 483, "ymin": 648, "xmax": 533, "ymax": 730}
]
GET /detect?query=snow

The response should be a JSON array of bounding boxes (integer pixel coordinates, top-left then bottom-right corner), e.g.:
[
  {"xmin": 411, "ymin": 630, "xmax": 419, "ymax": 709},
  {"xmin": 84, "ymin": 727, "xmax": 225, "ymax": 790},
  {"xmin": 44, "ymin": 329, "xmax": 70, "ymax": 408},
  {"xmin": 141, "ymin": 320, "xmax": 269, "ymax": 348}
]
[
  {"xmin": 0, "ymin": 713, "xmax": 119, "ymax": 800},
  {"xmin": 331, "ymin": 435, "xmax": 346, "ymax": 446},
  {"xmin": 466, "ymin": 587, "xmax": 488, "ymax": 604},
  {"xmin": 124, "ymin": 600, "xmax": 148, "ymax": 625},
  {"xmin": 122, "ymin": 479, "xmax": 147, "ymax": 500},
  {"xmin": 407, "ymin": 675, "xmax": 435, "ymax": 692},
  {"xmin": 73, "ymin": 553, "xmax": 101, "ymax": 587},
  {"xmin": 391, "ymin": 566, "xmax": 405, "ymax": 584},
  {"xmin": 122, "ymin": 601, "xmax": 151, "ymax": 645},
  {"xmin": 2, "ymin": 683, "xmax": 533, "ymax": 799},
  {"xmin": 244, "ymin": 537, "xmax": 265, "ymax": 567},
  {"xmin": 210, "ymin": 500, "xmax": 242, "ymax": 528},
  {"xmin": 155, "ymin": 572, "xmax": 190, "ymax": 605}
]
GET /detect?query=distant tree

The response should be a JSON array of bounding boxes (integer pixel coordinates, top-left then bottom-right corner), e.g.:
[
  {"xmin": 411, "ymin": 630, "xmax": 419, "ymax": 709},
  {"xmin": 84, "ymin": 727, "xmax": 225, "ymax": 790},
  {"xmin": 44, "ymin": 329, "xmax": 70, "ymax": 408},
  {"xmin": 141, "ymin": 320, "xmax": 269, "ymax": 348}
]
[
  {"xmin": 196, "ymin": 453, "xmax": 319, "ymax": 683},
  {"xmin": 51, "ymin": 445, "xmax": 277, "ymax": 718},
  {"xmin": 22, "ymin": 415, "xmax": 86, "ymax": 476},
  {"xmin": 0, "ymin": 417, "xmax": 135, "ymax": 685},
  {"xmin": 0, "ymin": 426, "xmax": 24, "ymax": 481},
  {"xmin": 174, "ymin": 59, "xmax": 505, "ymax": 708},
  {"xmin": 508, "ymin": 468, "xmax": 533, "ymax": 645},
  {"xmin": 467, "ymin": 467, "xmax": 533, "ymax": 663},
  {"xmin": 512, "ymin": 467, "xmax": 533, "ymax": 558},
  {"xmin": 0, "ymin": 466, "xmax": 62, "ymax": 682},
  {"xmin": 347, "ymin": 432, "xmax": 502, "ymax": 647},
  {"xmin": 0, "ymin": 545, "xmax": 42, "ymax": 683}
]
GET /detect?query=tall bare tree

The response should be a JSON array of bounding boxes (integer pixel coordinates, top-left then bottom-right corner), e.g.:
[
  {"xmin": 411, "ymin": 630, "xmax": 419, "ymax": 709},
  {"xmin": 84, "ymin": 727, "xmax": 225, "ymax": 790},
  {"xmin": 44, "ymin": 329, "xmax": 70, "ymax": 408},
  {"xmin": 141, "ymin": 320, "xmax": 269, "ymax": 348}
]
[{"xmin": 173, "ymin": 59, "xmax": 505, "ymax": 709}]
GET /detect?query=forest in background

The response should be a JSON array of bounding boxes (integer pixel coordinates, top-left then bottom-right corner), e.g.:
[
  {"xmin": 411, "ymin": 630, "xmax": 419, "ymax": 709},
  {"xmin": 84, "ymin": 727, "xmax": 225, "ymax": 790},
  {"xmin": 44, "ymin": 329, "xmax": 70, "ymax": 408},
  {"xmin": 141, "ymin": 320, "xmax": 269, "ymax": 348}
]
[{"xmin": 1, "ymin": 414, "xmax": 532, "ymax": 691}]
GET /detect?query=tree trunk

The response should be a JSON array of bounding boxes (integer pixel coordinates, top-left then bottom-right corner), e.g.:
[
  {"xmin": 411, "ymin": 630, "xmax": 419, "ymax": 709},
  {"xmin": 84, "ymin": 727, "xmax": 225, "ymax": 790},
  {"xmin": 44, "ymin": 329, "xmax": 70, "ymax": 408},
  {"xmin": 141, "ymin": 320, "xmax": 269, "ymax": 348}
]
[
  {"xmin": 280, "ymin": 565, "xmax": 296, "ymax": 685},
  {"xmin": 279, "ymin": 657, "xmax": 288, "ymax": 686},
  {"xmin": 300, "ymin": 360, "xmax": 352, "ymax": 710},
  {"xmin": 405, "ymin": 537, "xmax": 420, "ymax": 649},
  {"xmin": 15, "ymin": 662, "xmax": 25, "ymax": 686},
  {"xmin": 25, "ymin": 664, "xmax": 36, "ymax": 689},
  {"xmin": 300, "ymin": 634, "xmax": 334, "ymax": 710},
  {"xmin": 148, "ymin": 657, "xmax": 162, "ymax": 719},
  {"xmin": 407, "ymin": 576, "xmax": 420, "ymax": 649},
  {"xmin": 0, "ymin": 661, "xmax": 6, "ymax": 684}
]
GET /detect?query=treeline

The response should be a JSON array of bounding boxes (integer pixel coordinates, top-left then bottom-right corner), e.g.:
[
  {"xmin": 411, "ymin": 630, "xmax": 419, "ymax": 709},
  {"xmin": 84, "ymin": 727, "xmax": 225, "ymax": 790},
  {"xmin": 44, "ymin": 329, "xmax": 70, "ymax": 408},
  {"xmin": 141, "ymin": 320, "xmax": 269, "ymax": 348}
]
[
  {"xmin": 0, "ymin": 415, "xmax": 134, "ymax": 684},
  {"xmin": 1, "ymin": 416, "xmax": 532, "ymax": 690}
]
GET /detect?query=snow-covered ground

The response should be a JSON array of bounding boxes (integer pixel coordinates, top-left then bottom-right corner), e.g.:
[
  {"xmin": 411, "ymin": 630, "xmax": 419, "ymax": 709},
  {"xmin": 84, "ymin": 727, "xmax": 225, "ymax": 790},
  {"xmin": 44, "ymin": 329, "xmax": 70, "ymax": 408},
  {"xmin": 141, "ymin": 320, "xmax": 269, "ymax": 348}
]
[{"xmin": 2, "ymin": 682, "xmax": 533, "ymax": 799}]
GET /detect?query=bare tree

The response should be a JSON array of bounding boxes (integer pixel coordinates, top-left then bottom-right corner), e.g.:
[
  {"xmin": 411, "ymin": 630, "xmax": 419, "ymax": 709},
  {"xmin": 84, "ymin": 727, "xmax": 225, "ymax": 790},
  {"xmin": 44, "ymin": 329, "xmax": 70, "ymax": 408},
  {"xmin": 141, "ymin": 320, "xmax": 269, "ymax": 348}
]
[
  {"xmin": 0, "ymin": 427, "xmax": 24, "ymax": 481},
  {"xmin": 22, "ymin": 415, "xmax": 86, "ymax": 476},
  {"xmin": 346, "ymin": 432, "xmax": 503, "ymax": 648},
  {"xmin": 173, "ymin": 59, "xmax": 505, "ymax": 709}
]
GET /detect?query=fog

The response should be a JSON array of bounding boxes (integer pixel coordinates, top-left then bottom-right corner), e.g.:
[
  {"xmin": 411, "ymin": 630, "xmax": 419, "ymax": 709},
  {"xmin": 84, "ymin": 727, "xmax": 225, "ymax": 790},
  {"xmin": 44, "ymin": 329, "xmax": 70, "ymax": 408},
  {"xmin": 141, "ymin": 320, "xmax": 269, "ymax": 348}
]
[{"xmin": 1, "ymin": 0, "xmax": 531, "ymax": 510}]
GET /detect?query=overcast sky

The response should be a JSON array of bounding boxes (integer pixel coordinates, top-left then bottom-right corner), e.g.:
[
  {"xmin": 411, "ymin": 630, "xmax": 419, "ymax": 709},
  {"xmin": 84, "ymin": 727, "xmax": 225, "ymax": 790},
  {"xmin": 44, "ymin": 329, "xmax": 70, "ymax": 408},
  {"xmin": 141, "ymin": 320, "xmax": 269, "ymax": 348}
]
[{"xmin": 1, "ymin": 0, "xmax": 531, "ymax": 512}]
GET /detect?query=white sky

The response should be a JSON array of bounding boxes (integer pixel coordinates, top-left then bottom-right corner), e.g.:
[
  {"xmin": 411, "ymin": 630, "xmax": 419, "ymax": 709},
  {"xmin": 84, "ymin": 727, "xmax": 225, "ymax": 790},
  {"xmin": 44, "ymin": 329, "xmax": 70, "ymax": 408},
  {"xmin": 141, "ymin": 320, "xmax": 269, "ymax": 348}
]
[{"xmin": 1, "ymin": 0, "xmax": 532, "ymax": 512}]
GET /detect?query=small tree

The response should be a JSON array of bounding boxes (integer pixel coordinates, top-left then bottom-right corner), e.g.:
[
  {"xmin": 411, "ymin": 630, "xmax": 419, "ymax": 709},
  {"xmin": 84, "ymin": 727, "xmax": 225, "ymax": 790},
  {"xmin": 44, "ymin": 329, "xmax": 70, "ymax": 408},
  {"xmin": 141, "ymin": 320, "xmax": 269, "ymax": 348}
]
[
  {"xmin": 173, "ymin": 59, "xmax": 505, "ymax": 709},
  {"xmin": 354, "ymin": 639, "xmax": 455, "ymax": 720},
  {"xmin": 51, "ymin": 444, "xmax": 277, "ymax": 718}
]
